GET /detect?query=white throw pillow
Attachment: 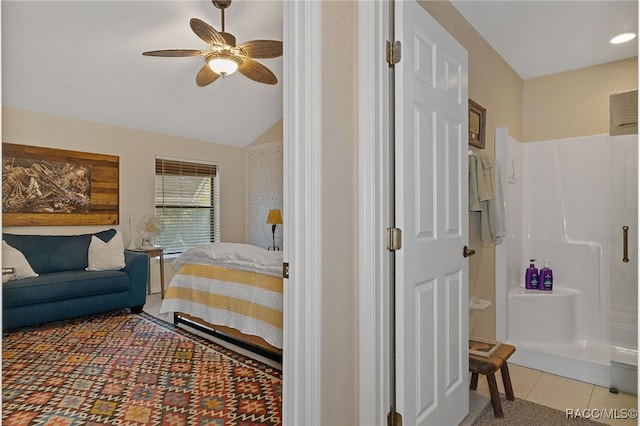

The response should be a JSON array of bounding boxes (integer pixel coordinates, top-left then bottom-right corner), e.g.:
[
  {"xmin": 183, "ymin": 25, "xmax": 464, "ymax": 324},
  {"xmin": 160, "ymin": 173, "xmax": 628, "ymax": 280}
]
[
  {"xmin": 86, "ymin": 231, "xmax": 126, "ymax": 271},
  {"xmin": 2, "ymin": 240, "xmax": 39, "ymax": 283}
]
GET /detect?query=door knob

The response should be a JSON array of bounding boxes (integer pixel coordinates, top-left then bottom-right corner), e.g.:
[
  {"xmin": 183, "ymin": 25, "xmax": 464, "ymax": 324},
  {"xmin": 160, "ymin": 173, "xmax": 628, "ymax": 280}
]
[{"xmin": 463, "ymin": 245, "xmax": 475, "ymax": 258}]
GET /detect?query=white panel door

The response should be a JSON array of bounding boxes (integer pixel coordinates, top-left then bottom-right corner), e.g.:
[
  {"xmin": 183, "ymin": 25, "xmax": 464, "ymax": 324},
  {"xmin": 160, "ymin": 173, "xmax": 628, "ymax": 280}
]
[{"xmin": 394, "ymin": 1, "xmax": 469, "ymax": 424}]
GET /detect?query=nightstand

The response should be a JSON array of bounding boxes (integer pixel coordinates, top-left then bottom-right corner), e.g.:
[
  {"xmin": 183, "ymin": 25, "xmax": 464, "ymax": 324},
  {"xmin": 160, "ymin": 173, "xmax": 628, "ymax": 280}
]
[{"xmin": 129, "ymin": 247, "xmax": 165, "ymax": 298}]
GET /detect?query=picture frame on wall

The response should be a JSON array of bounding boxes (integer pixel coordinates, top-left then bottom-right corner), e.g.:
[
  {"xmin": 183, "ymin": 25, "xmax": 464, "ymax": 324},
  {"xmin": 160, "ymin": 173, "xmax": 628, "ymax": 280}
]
[
  {"xmin": 2, "ymin": 143, "xmax": 119, "ymax": 226},
  {"xmin": 469, "ymin": 99, "xmax": 486, "ymax": 149}
]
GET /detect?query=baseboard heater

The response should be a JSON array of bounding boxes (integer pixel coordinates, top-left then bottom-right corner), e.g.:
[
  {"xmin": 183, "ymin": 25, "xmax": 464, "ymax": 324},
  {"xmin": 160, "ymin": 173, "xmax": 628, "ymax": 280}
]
[{"xmin": 173, "ymin": 313, "xmax": 282, "ymax": 363}]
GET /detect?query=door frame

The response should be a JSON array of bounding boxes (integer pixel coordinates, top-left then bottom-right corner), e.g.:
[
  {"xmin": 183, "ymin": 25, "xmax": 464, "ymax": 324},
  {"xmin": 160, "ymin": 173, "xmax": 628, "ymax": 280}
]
[
  {"xmin": 357, "ymin": 1, "xmax": 471, "ymax": 423},
  {"xmin": 357, "ymin": 1, "xmax": 392, "ymax": 425},
  {"xmin": 284, "ymin": 1, "xmax": 392, "ymax": 423},
  {"xmin": 282, "ymin": 1, "xmax": 323, "ymax": 424}
]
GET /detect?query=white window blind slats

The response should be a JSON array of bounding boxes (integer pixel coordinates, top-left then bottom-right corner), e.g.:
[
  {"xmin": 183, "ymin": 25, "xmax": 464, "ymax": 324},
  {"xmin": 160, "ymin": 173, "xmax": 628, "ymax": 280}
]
[{"xmin": 155, "ymin": 158, "xmax": 220, "ymax": 254}]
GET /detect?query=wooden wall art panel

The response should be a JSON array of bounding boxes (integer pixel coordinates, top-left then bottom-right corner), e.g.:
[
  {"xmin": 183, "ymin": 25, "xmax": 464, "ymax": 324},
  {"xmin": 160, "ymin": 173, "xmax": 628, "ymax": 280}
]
[{"xmin": 2, "ymin": 143, "xmax": 119, "ymax": 226}]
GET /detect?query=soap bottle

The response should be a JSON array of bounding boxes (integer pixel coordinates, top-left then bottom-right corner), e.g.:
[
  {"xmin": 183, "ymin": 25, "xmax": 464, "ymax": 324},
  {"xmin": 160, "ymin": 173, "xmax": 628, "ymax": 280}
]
[
  {"xmin": 539, "ymin": 260, "xmax": 553, "ymax": 291},
  {"xmin": 525, "ymin": 259, "xmax": 539, "ymax": 290}
]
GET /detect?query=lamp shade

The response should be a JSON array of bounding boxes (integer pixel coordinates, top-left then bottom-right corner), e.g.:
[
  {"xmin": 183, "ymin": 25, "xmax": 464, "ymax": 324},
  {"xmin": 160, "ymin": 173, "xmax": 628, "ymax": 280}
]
[
  {"xmin": 205, "ymin": 52, "xmax": 241, "ymax": 76},
  {"xmin": 266, "ymin": 209, "xmax": 283, "ymax": 224},
  {"xmin": 208, "ymin": 57, "xmax": 239, "ymax": 75}
]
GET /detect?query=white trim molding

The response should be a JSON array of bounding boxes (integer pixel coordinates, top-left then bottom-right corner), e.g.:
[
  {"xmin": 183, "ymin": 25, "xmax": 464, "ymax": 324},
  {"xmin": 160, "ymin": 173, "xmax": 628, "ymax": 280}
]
[
  {"xmin": 282, "ymin": 0, "xmax": 323, "ymax": 424},
  {"xmin": 358, "ymin": 1, "xmax": 392, "ymax": 425}
]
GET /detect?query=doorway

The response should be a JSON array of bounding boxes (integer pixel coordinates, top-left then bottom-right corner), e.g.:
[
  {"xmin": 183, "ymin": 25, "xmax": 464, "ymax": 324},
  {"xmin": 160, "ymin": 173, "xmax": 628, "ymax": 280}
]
[
  {"xmin": 283, "ymin": 1, "xmax": 469, "ymax": 424},
  {"xmin": 356, "ymin": 1, "xmax": 469, "ymax": 424}
]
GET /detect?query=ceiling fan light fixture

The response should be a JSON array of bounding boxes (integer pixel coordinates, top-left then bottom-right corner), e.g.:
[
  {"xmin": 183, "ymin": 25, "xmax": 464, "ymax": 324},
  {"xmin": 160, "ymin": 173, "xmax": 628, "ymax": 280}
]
[
  {"xmin": 610, "ymin": 31, "xmax": 636, "ymax": 44},
  {"xmin": 206, "ymin": 53, "xmax": 241, "ymax": 76},
  {"xmin": 143, "ymin": 0, "xmax": 282, "ymax": 86}
]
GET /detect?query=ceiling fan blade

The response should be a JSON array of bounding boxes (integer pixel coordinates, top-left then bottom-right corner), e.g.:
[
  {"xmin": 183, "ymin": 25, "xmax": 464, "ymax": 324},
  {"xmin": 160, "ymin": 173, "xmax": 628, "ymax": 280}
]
[
  {"xmin": 142, "ymin": 49, "xmax": 204, "ymax": 57},
  {"xmin": 196, "ymin": 63, "xmax": 221, "ymax": 87},
  {"xmin": 238, "ymin": 57, "xmax": 278, "ymax": 85},
  {"xmin": 237, "ymin": 40, "xmax": 283, "ymax": 59},
  {"xmin": 190, "ymin": 18, "xmax": 227, "ymax": 47}
]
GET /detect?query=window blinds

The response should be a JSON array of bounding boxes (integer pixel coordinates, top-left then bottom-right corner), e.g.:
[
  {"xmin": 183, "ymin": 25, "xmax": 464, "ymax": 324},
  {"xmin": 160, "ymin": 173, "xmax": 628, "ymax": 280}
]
[{"xmin": 155, "ymin": 158, "xmax": 220, "ymax": 254}]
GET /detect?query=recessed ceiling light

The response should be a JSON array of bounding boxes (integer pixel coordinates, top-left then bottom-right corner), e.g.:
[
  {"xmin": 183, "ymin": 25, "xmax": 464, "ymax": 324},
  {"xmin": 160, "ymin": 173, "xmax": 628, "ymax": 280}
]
[{"xmin": 610, "ymin": 32, "xmax": 636, "ymax": 44}]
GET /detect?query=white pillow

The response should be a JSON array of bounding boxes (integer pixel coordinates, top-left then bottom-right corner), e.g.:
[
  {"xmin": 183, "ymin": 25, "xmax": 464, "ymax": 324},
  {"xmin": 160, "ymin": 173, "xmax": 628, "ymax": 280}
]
[
  {"xmin": 86, "ymin": 231, "xmax": 125, "ymax": 271},
  {"xmin": 2, "ymin": 240, "xmax": 39, "ymax": 282}
]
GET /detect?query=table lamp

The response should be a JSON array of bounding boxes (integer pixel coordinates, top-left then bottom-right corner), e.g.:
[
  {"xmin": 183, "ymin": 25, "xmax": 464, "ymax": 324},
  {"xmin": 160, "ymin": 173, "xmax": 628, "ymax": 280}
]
[{"xmin": 266, "ymin": 209, "xmax": 283, "ymax": 250}]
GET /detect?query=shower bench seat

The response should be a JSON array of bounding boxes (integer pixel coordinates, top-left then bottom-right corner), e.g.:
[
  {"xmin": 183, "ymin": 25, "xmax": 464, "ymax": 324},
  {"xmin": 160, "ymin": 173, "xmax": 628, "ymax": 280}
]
[{"xmin": 469, "ymin": 343, "xmax": 516, "ymax": 418}]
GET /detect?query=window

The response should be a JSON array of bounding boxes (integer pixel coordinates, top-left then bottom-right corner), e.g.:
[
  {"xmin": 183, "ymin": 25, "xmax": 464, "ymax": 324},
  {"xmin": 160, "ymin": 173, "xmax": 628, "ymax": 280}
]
[{"xmin": 155, "ymin": 158, "xmax": 220, "ymax": 255}]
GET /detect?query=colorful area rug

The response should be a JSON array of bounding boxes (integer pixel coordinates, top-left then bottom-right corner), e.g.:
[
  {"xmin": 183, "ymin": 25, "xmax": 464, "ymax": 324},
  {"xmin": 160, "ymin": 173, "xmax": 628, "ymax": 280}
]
[{"xmin": 2, "ymin": 310, "xmax": 282, "ymax": 425}]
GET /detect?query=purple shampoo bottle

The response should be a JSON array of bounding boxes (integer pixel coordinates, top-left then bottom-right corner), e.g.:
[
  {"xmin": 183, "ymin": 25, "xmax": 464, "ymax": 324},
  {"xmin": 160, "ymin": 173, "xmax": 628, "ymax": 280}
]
[
  {"xmin": 539, "ymin": 260, "xmax": 553, "ymax": 291},
  {"xmin": 525, "ymin": 259, "xmax": 539, "ymax": 290}
]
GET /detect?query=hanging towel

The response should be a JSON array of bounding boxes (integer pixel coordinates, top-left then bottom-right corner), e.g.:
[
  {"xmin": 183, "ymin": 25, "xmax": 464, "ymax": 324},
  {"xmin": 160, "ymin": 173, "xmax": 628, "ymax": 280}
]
[
  {"xmin": 469, "ymin": 152, "xmax": 497, "ymax": 246},
  {"xmin": 477, "ymin": 152, "xmax": 495, "ymax": 202},
  {"xmin": 469, "ymin": 153, "xmax": 482, "ymax": 212},
  {"xmin": 480, "ymin": 198, "xmax": 497, "ymax": 246}
]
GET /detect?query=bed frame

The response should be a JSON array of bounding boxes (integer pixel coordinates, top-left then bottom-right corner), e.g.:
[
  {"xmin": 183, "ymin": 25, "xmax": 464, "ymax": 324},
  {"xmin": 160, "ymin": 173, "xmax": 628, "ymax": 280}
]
[{"xmin": 173, "ymin": 312, "xmax": 282, "ymax": 363}]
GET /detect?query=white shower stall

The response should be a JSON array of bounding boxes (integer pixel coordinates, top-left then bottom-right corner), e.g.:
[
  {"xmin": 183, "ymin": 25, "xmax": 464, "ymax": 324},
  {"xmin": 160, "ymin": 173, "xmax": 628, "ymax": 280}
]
[{"xmin": 495, "ymin": 128, "xmax": 638, "ymax": 392}]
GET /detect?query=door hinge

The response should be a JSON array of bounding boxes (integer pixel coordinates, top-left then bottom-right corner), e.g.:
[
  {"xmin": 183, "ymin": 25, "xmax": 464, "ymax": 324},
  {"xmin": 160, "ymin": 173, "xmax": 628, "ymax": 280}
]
[
  {"xmin": 282, "ymin": 262, "xmax": 289, "ymax": 279},
  {"xmin": 387, "ymin": 227, "xmax": 402, "ymax": 251},
  {"xmin": 386, "ymin": 40, "xmax": 401, "ymax": 65},
  {"xmin": 387, "ymin": 407, "xmax": 403, "ymax": 426}
]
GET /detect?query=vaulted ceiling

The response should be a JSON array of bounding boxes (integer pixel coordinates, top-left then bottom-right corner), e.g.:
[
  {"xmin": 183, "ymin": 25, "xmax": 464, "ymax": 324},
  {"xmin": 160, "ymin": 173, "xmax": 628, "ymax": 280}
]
[
  {"xmin": 2, "ymin": 1, "xmax": 283, "ymax": 148},
  {"xmin": 3, "ymin": 1, "xmax": 636, "ymax": 148}
]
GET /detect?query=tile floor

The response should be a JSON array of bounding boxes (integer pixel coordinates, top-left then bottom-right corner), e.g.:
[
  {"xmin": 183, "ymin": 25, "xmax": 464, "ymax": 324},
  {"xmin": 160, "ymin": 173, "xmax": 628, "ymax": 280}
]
[
  {"xmin": 144, "ymin": 293, "xmax": 637, "ymax": 426},
  {"xmin": 461, "ymin": 359, "xmax": 638, "ymax": 426}
]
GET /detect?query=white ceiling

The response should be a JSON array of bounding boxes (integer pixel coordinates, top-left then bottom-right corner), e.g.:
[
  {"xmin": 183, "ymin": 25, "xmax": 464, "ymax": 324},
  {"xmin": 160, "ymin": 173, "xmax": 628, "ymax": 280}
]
[
  {"xmin": 2, "ymin": 1, "xmax": 283, "ymax": 148},
  {"xmin": 451, "ymin": 0, "xmax": 638, "ymax": 79},
  {"xmin": 2, "ymin": 1, "xmax": 637, "ymax": 148}
]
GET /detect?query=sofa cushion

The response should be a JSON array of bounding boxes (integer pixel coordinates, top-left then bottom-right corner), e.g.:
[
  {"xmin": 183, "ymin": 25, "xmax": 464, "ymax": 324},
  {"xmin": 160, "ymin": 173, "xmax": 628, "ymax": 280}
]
[
  {"xmin": 3, "ymin": 229, "xmax": 116, "ymax": 274},
  {"xmin": 86, "ymin": 232, "xmax": 125, "ymax": 271},
  {"xmin": 2, "ymin": 240, "xmax": 39, "ymax": 282},
  {"xmin": 3, "ymin": 270, "xmax": 130, "ymax": 307}
]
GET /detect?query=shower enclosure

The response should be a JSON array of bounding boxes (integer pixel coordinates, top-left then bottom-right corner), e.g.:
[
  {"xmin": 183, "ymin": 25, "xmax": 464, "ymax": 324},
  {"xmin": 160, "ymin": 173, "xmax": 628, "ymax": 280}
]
[{"xmin": 495, "ymin": 128, "xmax": 637, "ymax": 392}]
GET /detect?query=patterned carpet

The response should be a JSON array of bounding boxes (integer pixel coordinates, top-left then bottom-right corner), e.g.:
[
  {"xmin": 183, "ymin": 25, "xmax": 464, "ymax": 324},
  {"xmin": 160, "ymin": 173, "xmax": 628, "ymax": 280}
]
[{"xmin": 2, "ymin": 310, "xmax": 282, "ymax": 425}]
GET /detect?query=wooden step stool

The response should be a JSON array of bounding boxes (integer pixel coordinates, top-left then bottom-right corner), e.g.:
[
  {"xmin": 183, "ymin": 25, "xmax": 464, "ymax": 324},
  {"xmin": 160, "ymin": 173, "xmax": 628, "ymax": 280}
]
[{"xmin": 469, "ymin": 343, "xmax": 516, "ymax": 418}]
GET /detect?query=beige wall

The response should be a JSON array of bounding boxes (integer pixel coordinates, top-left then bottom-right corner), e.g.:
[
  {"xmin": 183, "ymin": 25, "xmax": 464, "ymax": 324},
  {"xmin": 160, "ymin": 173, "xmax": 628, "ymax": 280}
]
[
  {"xmin": 523, "ymin": 57, "xmax": 638, "ymax": 142},
  {"xmin": 320, "ymin": 2, "xmax": 358, "ymax": 424},
  {"xmin": 2, "ymin": 107, "xmax": 247, "ymax": 281},
  {"xmin": 419, "ymin": 1, "xmax": 524, "ymax": 340}
]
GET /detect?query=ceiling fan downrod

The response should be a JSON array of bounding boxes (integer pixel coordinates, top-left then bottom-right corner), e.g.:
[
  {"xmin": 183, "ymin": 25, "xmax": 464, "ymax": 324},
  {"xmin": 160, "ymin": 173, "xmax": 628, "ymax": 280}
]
[
  {"xmin": 212, "ymin": 0, "xmax": 231, "ymax": 33},
  {"xmin": 212, "ymin": 0, "xmax": 236, "ymax": 47}
]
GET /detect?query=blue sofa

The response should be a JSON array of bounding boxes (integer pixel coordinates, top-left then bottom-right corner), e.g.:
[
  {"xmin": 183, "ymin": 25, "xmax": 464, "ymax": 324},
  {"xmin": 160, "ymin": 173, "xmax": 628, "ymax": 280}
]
[{"xmin": 2, "ymin": 229, "xmax": 148, "ymax": 330}]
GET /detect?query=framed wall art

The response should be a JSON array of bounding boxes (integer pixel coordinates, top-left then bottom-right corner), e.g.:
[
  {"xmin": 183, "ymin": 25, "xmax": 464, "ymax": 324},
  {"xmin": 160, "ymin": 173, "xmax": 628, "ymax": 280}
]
[
  {"xmin": 469, "ymin": 99, "xmax": 486, "ymax": 149},
  {"xmin": 2, "ymin": 143, "xmax": 119, "ymax": 226}
]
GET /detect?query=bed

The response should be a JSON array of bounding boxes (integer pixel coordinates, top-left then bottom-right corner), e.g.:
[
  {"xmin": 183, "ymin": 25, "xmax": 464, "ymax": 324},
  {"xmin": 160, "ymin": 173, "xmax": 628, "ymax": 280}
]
[{"xmin": 160, "ymin": 243, "xmax": 283, "ymax": 358}]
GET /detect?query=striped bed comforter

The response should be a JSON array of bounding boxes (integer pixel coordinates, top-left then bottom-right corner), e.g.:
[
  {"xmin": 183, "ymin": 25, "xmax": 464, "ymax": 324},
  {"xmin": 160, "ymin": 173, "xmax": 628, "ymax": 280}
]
[{"xmin": 160, "ymin": 262, "xmax": 283, "ymax": 349}]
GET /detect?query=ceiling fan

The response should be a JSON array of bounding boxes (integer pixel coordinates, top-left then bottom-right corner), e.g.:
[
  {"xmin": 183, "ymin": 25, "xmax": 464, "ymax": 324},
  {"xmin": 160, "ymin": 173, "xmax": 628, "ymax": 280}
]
[{"xmin": 142, "ymin": 0, "xmax": 282, "ymax": 86}]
